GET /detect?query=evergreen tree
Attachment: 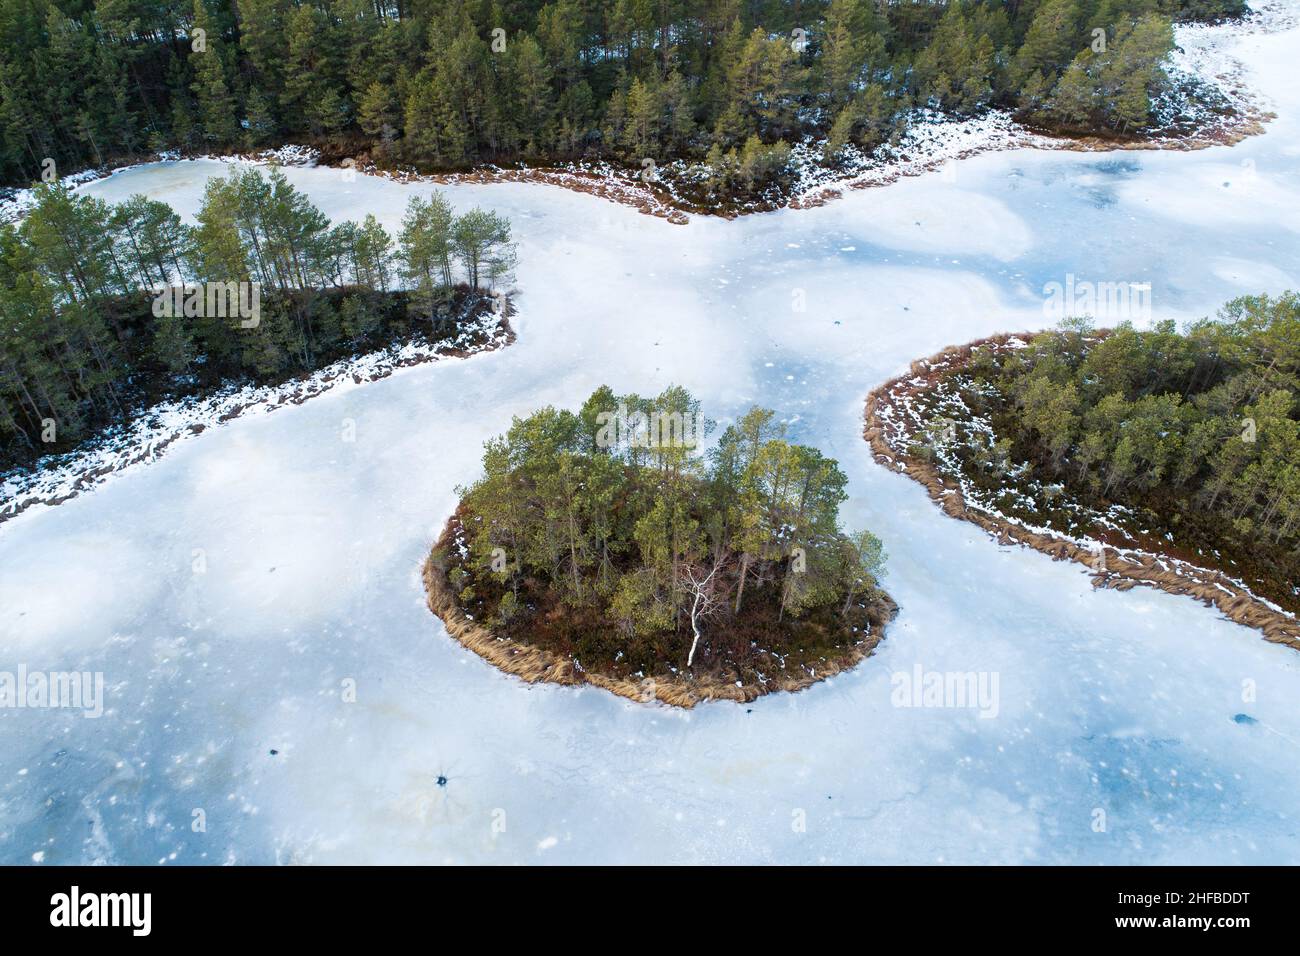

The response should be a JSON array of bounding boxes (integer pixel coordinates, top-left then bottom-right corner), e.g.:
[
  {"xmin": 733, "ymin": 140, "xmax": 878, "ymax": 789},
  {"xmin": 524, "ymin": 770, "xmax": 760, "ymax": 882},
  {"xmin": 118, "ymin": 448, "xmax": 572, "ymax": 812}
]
[
  {"xmin": 399, "ymin": 192, "xmax": 455, "ymax": 321},
  {"xmin": 189, "ymin": 0, "xmax": 238, "ymax": 146}
]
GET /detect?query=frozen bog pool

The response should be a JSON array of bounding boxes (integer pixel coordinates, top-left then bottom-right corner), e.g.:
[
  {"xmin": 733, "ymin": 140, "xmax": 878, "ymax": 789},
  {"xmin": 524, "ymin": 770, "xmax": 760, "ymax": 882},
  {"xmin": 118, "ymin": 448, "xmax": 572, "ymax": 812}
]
[{"xmin": 3, "ymin": 13, "xmax": 1300, "ymax": 864}]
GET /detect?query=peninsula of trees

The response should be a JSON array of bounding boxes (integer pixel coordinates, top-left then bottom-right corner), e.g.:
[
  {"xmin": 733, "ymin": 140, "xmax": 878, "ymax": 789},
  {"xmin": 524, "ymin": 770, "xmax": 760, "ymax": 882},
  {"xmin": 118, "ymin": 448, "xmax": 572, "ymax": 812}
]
[
  {"xmin": 0, "ymin": 169, "xmax": 516, "ymax": 468},
  {"xmin": 427, "ymin": 386, "xmax": 896, "ymax": 705},
  {"xmin": 873, "ymin": 294, "xmax": 1300, "ymax": 623},
  {"xmin": 0, "ymin": 0, "xmax": 1248, "ymax": 204}
]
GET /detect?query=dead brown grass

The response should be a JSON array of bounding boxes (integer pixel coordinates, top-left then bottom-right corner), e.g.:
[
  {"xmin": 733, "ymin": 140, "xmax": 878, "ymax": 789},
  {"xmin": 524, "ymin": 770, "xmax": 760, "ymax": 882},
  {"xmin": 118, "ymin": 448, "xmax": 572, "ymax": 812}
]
[
  {"xmin": 864, "ymin": 334, "xmax": 1300, "ymax": 653},
  {"xmin": 354, "ymin": 161, "xmax": 692, "ymax": 224},
  {"xmin": 364, "ymin": 109, "xmax": 1275, "ymax": 223}
]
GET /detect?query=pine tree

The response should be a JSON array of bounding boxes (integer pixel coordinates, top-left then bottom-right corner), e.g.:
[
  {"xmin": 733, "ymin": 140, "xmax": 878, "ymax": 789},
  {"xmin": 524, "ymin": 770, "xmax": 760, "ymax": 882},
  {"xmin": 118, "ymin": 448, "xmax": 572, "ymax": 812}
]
[
  {"xmin": 451, "ymin": 208, "xmax": 515, "ymax": 291},
  {"xmin": 152, "ymin": 312, "xmax": 197, "ymax": 376},
  {"xmin": 190, "ymin": 1, "xmax": 238, "ymax": 146},
  {"xmin": 509, "ymin": 33, "xmax": 554, "ymax": 154},
  {"xmin": 244, "ymin": 88, "xmax": 277, "ymax": 149},
  {"xmin": 622, "ymin": 77, "xmax": 659, "ymax": 157},
  {"xmin": 399, "ymin": 192, "xmax": 456, "ymax": 323},
  {"xmin": 358, "ymin": 83, "xmax": 397, "ymax": 140},
  {"xmin": 241, "ymin": 0, "xmax": 289, "ymax": 86},
  {"xmin": 1012, "ymin": 0, "xmax": 1084, "ymax": 91},
  {"xmin": 280, "ymin": 5, "xmax": 329, "ymax": 135}
]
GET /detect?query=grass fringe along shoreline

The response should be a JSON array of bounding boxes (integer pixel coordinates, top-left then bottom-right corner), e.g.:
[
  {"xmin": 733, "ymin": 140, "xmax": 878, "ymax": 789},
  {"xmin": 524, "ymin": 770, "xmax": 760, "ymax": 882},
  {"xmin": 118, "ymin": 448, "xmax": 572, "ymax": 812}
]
[
  {"xmin": 864, "ymin": 334, "xmax": 1300, "ymax": 653},
  {"xmin": 422, "ymin": 517, "xmax": 899, "ymax": 709},
  {"xmin": 276, "ymin": 92, "xmax": 1276, "ymax": 226}
]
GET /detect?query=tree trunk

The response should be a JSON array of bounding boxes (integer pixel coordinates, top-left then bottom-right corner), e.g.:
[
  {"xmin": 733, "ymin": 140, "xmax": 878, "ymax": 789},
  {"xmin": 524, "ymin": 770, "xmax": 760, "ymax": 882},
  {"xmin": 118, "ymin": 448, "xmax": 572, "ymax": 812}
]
[
  {"xmin": 686, "ymin": 588, "xmax": 705, "ymax": 668},
  {"xmin": 841, "ymin": 582, "xmax": 857, "ymax": 618},
  {"xmin": 733, "ymin": 552, "xmax": 749, "ymax": 613}
]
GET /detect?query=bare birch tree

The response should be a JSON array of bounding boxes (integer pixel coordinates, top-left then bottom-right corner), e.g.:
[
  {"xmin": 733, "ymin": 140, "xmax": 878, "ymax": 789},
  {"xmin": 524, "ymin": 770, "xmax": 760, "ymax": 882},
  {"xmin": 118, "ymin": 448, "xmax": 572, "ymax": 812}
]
[{"xmin": 679, "ymin": 553, "xmax": 730, "ymax": 669}]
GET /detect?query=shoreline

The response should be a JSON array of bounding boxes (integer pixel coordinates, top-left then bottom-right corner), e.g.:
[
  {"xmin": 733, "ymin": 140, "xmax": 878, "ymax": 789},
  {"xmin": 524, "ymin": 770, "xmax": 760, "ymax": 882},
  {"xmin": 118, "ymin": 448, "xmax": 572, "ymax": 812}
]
[
  {"xmin": 8, "ymin": 1, "xmax": 1286, "ymax": 228},
  {"xmin": 422, "ymin": 516, "xmax": 899, "ymax": 708},
  {"xmin": 864, "ymin": 334, "xmax": 1300, "ymax": 653},
  {"xmin": 42, "ymin": 96, "xmax": 1270, "ymax": 231},
  {"xmin": 0, "ymin": 309, "xmax": 515, "ymax": 529}
]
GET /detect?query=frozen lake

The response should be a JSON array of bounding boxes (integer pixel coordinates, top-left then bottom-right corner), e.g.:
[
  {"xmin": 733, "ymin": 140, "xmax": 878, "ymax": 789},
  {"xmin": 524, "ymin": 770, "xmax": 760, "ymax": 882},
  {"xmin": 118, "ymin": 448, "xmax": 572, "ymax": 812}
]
[{"xmin": 3, "ymin": 13, "xmax": 1299, "ymax": 864}]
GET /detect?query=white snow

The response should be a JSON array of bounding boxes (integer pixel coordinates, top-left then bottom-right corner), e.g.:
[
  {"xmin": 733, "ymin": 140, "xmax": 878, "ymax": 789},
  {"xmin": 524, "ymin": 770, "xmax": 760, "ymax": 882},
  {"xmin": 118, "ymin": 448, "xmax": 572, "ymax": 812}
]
[
  {"xmin": 0, "ymin": 310, "xmax": 511, "ymax": 525},
  {"xmin": 3, "ymin": 2, "xmax": 1300, "ymax": 865}
]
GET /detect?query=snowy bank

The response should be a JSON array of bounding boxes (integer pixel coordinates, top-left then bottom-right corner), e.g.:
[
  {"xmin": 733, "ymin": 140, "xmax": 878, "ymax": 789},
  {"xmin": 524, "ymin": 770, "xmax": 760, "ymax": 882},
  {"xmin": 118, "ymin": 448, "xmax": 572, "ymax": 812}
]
[
  {"xmin": 0, "ymin": 308, "xmax": 514, "ymax": 527},
  {"xmin": 864, "ymin": 334, "xmax": 1300, "ymax": 653}
]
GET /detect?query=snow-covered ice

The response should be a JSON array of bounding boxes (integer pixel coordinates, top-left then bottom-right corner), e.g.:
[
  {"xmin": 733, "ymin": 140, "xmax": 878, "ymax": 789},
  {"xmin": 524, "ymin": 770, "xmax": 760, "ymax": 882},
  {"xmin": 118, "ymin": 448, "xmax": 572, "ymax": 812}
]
[{"xmin": 3, "ymin": 6, "xmax": 1300, "ymax": 865}]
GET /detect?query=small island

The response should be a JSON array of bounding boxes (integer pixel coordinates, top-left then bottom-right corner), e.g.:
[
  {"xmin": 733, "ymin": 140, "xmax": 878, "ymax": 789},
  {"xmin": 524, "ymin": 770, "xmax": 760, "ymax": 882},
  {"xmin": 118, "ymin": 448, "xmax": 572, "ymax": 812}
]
[
  {"xmin": 865, "ymin": 293, "xmax": 1300, "ymax": 650},
  {"xmin": 424, "ymin": 387, "xmax": 896, "ymax": 707}
]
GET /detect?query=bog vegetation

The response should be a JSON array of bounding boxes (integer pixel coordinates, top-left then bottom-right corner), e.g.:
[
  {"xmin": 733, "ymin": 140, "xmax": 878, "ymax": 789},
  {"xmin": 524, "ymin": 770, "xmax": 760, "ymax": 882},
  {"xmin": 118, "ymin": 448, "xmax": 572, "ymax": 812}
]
[
  {"xmin": 442, "ymin": 386, "xmax": 893, "ymax": 682},
  {"xmin": 0, "ymin": 169, "xmax": 515, "ymax": 468},
  {"xmin": 0, "ymin": 0, "xmax": 1247, "ymax": 201},
  {"xmin": 911, "ymin": 294, "xmax": 1300, "ymax": 612}
]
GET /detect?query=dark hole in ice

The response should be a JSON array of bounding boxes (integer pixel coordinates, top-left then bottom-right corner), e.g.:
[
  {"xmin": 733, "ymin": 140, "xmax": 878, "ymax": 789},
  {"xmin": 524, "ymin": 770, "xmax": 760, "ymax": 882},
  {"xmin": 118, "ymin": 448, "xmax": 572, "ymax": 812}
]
[
  {"xmin": 1232, "ymin": 714, "xmax": 1258, "ymax": 725},
  {"xmin": 269, "ymin": 749, "xmax": 279, "ymax": 755},
  {"xmin": 436, "ymin": 775, "xmax": 448, "ymax": 787}
]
